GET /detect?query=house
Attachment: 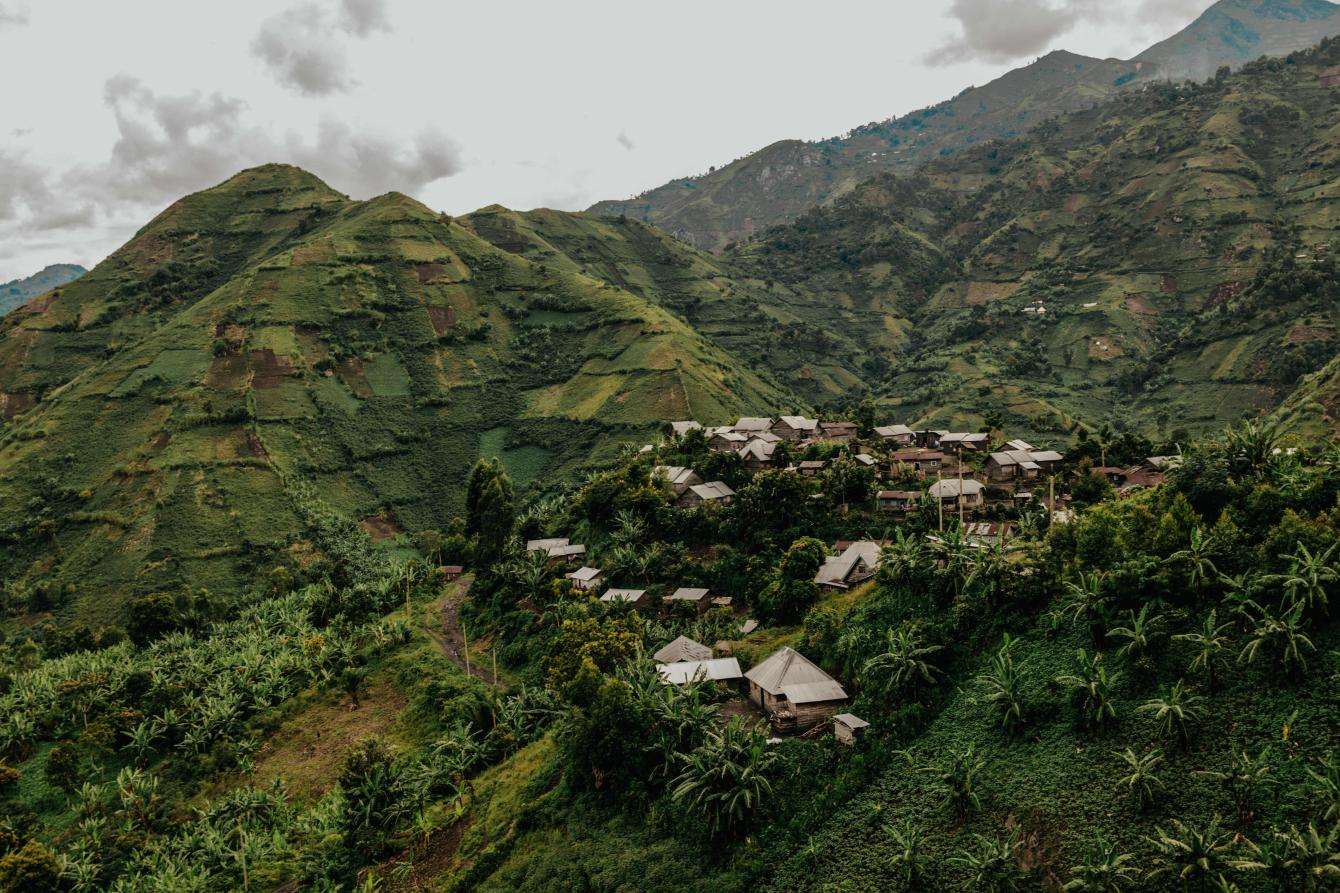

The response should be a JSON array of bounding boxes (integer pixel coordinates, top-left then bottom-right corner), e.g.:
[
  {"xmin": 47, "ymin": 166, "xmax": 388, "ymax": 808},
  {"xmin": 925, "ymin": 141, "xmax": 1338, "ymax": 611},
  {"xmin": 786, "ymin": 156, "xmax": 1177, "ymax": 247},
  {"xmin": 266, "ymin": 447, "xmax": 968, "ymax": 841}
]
[
  {"xmin": 873, "ymin": 424, "xmax": 914, "ymax": 444},
  {"xmin": 1004, "ymin": 439, "xmax": 1034, "ymax": 452},
  {"xmin": 744, "ymin": 646, "xmax": 849, "ymax": 731},
  {"xmin": 833, "ymin": 713, "xmax": 870, "ymax": 746},
  {"xmin": 853, "ymin": 453, "xmax": 877, "ymax": 467},
  {"xmin": 1093, "ymin": 466, "xmax": 1127, "ymax": 485},
  {"xmin": 819, "ymin": 421, "xmax": 858, "ymax": 444},
  {"xmin": 526, "ymin": 537, "xmax": 586, "ymax": 564},
  {"xmin": 669, "ymin": 420, "xmax": 703, "ymax": 437},
  {"xmin": 658, "ymin": 657, "xmax": 744, "ymax": 686},
  {"xmin": 915, "ymin": 430, "xmax": 948, "ymax": 448},
  {"xmin": 877, "ymin": 490, "xmax": 920, "ymax": 512},
  {"xmin": 890, "ymin": 448, "xmax": 943, "ymax": 476},
  {"xmin": 987, "ymin": 450, "xmax": 1042, "ymax": 481},
  {"xmin": 733, "ymin": 417, "xmax": 774, "ymax": 435},
  {"xmin": 441, "ymin": 565, "xmax": 464, "ymax": 581},
  {"xmin": 939, "ymin": 432, "xmax": 989, "ymax": 452},
  {"xmin": 566, "ymin": 566, "xmax": 603, "ymax": 591},
  {"xmin": 600, "ymin": 588, "xmax": 646, "ymax": 604},
  {"xmin": 711, "ymin": 596, "xmax": 734, "ymax": 610},
  {"xmin": 654, "ymin": 465, "xmax": 703, "ymax": 496},
  {"xmin": 678, "ymin": 481, "xmax": 735, "ymax": 508},
  {"xmin": 772, "ymin": 415, "xmax": 819, "ymax": 441},
  {"xmin": 963, "ymin": 521, "xmax": 1010, "ymax": 547},
  {"xmin": 653, "ymin": 634, "xmax": 713, "ymax": 663},
  {"xmin": 664, "ymin": 586, "xmax": 710, "ymax": 612},
  {"xmin": 707, "ymin": 428, "xmax": 748, "ymax": 452},
  {"xmin": 738, "ymin": 438, "xmax": 779, "ymax": 470},
  {"xmin": 815, "ymin": 541, "xmax": 882, "ymax": 590},
  {"xmin": 1029, "ymin": 450, "xmax": 1064, "ymax": 474},
  {"xmin": 928, "ymin": 478, "xmax": 985, "ymax": 508}
]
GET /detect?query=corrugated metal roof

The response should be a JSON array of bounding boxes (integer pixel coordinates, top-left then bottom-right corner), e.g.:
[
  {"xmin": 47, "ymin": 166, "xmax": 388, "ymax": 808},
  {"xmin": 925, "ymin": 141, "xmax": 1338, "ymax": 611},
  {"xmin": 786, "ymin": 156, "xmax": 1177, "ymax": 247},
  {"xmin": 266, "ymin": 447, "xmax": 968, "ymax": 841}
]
[
  {"xmin": 600, "ymin": 588, "xmax": 645, "ymax": 602},
  {"xmin": 667, "ymin": 586, "xmax": 709, "ymax": 601},
  {"xmin": 782, "ymin": 680, "xmax": 848, "ymax": 704},
  {"xmin": 834, "ymin": 713, "xmax": 869, "ymax": 729},
  {"xmin": 526, "ymin": 537, "xmax": 569, "ymax": 552},
  {"xmin": 653, "ymin": 635, "xmax": 712, "ymax": 663},
  {"xmin": 567, "ymin": 566, "xmax": 602, "ymax": 582},
  {"xmin": 745, "ymin": 646, "xmax": 839, "ymax": 695},
  {"xmin": 658, "ymin": 658, "xmax": 743, "ymax": 685}
]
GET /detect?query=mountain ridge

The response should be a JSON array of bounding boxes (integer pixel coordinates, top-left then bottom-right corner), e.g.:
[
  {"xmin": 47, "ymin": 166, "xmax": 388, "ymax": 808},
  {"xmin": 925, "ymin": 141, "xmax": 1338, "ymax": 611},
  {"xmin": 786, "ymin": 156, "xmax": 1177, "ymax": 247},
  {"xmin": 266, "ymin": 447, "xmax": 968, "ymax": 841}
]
[{"xmin": 0, "ymin": 262, "xmax": 87, "ymax": 317}]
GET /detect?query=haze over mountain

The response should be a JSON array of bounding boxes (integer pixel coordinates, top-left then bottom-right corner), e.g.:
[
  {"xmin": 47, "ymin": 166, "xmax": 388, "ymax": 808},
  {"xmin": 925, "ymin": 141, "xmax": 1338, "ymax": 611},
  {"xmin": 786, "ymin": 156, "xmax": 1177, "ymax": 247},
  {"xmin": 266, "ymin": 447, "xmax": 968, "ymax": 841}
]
[
  {"xmin": 0, "ymin": 263, "xmax": 86, "ymax": 317},
  {"xmin": 591, "ymin": 0, "xmax": 1340, "ymax": 250}
]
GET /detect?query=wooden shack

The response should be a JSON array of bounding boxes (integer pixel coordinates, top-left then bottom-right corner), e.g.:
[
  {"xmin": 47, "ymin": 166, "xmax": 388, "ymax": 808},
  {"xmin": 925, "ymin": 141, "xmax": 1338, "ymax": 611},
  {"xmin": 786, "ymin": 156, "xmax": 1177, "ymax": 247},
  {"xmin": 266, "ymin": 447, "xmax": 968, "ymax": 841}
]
[{"xmin": 744, "ymin": 646, "xmax": 848, "ymax": 732}]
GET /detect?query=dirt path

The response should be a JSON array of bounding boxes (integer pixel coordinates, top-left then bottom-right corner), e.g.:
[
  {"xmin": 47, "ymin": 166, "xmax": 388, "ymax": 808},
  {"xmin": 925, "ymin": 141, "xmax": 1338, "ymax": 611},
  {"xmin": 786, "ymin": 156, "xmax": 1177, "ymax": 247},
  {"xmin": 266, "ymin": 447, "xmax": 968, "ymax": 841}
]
[{"xmin": 427, "ymin": 574, "xmax": 505, "ymax": 689}]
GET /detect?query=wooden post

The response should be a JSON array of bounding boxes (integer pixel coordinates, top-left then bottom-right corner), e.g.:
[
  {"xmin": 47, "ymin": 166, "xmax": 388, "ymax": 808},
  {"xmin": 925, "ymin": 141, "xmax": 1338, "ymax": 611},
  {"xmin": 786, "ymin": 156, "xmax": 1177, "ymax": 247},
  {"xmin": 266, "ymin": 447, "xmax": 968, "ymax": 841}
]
[
  {"xmin": 937, "ymin": 463, "xmax": 944, "ymax": 533},
  {"xmin": 462, "ymin": 623, "xmax": 471, "ymax": 677},
  {"xmin": 957, "ymin": 452, "xmax": 965, "ymax": 529}
]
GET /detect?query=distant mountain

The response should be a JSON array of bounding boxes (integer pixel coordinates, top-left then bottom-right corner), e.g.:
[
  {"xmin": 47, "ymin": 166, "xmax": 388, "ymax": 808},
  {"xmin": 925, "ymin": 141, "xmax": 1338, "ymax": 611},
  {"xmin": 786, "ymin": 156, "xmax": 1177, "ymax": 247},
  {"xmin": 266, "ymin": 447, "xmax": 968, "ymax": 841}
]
[
  {"xmin": 0, "ymin": 263, "xmax": 86, "ymax": 316},
  {"xmin": 1136, "ymin": 0, "xmax": 1340, "ymax": 82},
  {"xmin": 590, "ymin": 0, "xmax": 1340, "ymax": 251}
]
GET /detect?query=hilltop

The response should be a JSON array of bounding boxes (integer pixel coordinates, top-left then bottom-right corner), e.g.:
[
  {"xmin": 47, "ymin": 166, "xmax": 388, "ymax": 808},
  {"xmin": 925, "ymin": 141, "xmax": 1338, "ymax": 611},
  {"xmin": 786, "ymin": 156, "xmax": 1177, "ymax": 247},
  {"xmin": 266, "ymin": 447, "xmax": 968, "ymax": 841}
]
[
  {"xmin": 0, "ymin": 166, "xmax": 791, "ymax": 622},
  {"xmin": 590, "ymin": 0, "xmax": 1340, "ymax": 250},
  {"xmin": 0, "ymin": 263, "xmax": 86, "ymax": 317}
]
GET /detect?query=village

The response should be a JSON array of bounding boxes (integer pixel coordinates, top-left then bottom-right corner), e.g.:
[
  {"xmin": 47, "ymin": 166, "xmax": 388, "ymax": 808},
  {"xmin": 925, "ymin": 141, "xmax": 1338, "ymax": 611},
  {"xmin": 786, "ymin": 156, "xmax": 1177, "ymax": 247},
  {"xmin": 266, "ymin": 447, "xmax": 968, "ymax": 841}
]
[{"xmin": 524, "ymin": 414, "xmax": 1178, "ymax": 746}]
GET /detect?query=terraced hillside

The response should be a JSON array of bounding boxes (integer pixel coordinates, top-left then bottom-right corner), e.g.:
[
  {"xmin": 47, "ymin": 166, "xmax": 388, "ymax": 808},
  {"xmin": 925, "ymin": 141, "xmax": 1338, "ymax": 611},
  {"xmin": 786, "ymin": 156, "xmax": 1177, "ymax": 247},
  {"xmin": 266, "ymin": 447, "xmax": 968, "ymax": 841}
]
[
  {"xmin": 0, "ymin": 167, "xmax": 790, "ymax": 621},
  {"xmin": 724, "ymin": 41, "xmax": 1340, "ymax": 435},
  {"xmin": 590, "ymin": 0, "xmax": 1340, "ymax": 251}
]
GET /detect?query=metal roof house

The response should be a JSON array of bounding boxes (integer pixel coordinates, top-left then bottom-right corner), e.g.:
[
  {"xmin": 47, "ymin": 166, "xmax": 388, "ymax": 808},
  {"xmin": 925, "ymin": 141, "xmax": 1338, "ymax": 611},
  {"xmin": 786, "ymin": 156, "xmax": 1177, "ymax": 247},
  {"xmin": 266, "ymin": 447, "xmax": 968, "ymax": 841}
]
[
  {"xmin": 745, "ymin": 646, "xmax": 848, "ymax": 731},
  {"xmin": 927, "ymin": 478, "xmax": 985, "ymax": 507},
  {"xmin": 815, "ymin": 541, "xmax": 882, "ymax": 590},
  {"xmin": 600, "ymin": 588, "xmax": 646, "ymax": 604},
  {"xmin": 653, "ymin": 465, "xmax": 703, "ymax": 496},
  {"xmin": 678, "ymin": 481, "xmax": 736, "ymax": 507},
  {"xmin": 772, "ymin": 415, "xmax": 818, "ymax": 441},
  {"xmin": 653, "ymin": 635, "xmax": 713, "ymax": 663},
  {"xmin": 657, "ymin": 657, "xmax": 743, "ymax": 686},
  {"xmin": 565, "ymin": 566, "xmax": 604, "ymax": 590},
  {"xmin": 873, "ymin": 424, "xmax": 914, "ymax": 443}
]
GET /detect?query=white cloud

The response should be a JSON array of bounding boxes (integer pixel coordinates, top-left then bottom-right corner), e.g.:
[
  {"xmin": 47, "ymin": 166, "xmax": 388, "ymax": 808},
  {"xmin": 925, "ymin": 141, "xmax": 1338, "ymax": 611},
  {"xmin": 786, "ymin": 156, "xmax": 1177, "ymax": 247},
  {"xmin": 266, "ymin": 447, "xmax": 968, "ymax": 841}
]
[
  {"xmin": 252, "ymin": 0, "xmax": 391, "ymax": 96},
  {"xmin": 925, "ymin": 0, "xmax": 1108, "ymax": 66},
  {"xmin": 0, "ymin": 3, "xmax": 29, "ymax": 29}
]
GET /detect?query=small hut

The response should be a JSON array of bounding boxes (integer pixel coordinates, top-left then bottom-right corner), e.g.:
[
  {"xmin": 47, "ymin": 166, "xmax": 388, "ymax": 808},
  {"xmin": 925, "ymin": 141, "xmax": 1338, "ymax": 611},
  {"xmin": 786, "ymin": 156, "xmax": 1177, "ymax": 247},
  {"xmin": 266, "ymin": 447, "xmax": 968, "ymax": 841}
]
[{"xmin": 833, "ymin": 713, "xmax": 869, "ymax": 746}]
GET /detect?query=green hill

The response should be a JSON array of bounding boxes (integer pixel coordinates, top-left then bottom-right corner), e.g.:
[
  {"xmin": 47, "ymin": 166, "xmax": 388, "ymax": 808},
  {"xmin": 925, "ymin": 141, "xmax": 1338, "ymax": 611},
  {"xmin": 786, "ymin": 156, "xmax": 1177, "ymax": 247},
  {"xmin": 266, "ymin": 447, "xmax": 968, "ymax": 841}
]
[
  {"xmin": 590, "ymin": 0, "xmax": 1340, "ymax": 251},
  {"xmin": 0, "ymin": 167, "xmax": 791, "ymax": 623}
]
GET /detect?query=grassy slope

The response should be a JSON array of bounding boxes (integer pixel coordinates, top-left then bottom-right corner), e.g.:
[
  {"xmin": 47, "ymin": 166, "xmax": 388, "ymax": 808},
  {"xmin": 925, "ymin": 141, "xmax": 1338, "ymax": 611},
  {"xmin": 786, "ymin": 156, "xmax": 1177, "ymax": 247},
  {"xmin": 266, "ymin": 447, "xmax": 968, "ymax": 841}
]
[
  {"xmin": 0, "ymin": 264, "xmax": 87, "ymax": 318},
  {"xmin": 0, "ymin": 170, "xmax": 792, "ymax": 623}
]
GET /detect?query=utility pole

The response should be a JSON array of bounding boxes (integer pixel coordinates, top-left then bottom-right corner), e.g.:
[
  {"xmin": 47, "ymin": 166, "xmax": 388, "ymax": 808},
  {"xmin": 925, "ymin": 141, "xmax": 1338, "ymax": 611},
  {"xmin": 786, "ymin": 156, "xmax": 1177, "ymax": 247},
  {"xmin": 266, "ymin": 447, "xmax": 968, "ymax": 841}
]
[{"xmin": 936, "ymin": 461, "xmax": 944, "ymax": 533}]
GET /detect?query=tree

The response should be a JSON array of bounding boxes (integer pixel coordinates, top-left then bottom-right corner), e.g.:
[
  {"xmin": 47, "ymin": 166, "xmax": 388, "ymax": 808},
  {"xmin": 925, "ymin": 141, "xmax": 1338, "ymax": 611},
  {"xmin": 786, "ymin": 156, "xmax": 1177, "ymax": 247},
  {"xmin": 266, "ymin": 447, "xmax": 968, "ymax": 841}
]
[
  {"xmin": 341, "ymin": 666, "xmax": 366, "ymax": 708},
  {"xmin": 44, "ymin": 740, "xmax": 81, "ymax": 795},
  {"xmin": 822, "ymin": 454, "xmax": 875, "ymax": 511},
  {"xmin": 1238, "ymin": 599, "xmax": 1315, "ymax": 680},
  {"xmin": 1195, "ymin": 747, "xmax": 1273, "ymax": 827},
  {"xmin": 1063, "ymin": 834, "xmax": 1138, "ymax": 892},
  {"xmin": 922, "ymin": 746, "xmax": 985, "ymax": 820},
  {"xmin": 1166, "ymin": 528, "xmax": 1219, "ymax": 597},
  {"xmin": 757, "ymin": 537, "xmax": 825, "ymax": 623},
  {"xmin": 1116, "ymin": 747, "xmax": 1165, "ymax": 812},
  {"xmin": 862, "ymin": 624, "xmax": 943, "ymax": 703},
  {"xmin": 1146, "ymin": 816, "xmax": 1236, "ymax": 890},
  {"xmin": 472, "ymin": 468, "xmax": 516, "ymax": 571},
  {"xmin": 1061, "ymin": 572, "xmax": 1112, "ymax": 645},
  {"xmin": 1174, "ymin": 609, "xmax": 1233, "ymax": 692},
  {"xmin": 339, "ymin": 737, "xmax": 412, "ymax": 858},
  {"xmin": 1055, "ymin": 650, "xmax": 1120, "ymax": 731},
  {"xmin": 882, "ymin": 819, "xmax": 925, "ymax": 887},
  {"xmin": 1271, "ymin": 542, "xmax": 1337, "ymax": 616},
  {"xmin": 1109, "ymin": 604, "xmax": 1168, "ymax": 672},
  {"xmin": 979, "ymin": 635, "xmax": 1026, "ymax": 734},
  {"xmin": 670, "ymin": 718, "xmax": 778, "ymax": 841},
  {"xmin": 1139, "ymin": 680, "xmax": 1204, "ymax": 751},
  {"xmin": 732, "ymin": 469, "xmax": 812, "ymax": 543},
  {"xmin": 948, "ymin": 830, "xmax": 1032, "ymax": 892},
  {"xmin": 0, "ymin": 840, "xmax": 64, "ymax": 892},
  {"xmin": 1224, "ymin": 417, "xmax": 1282, "ymax": 476},
  {"xmin": 1306, "ymin": 753, "xmax": 1340, "ymax": 825}
]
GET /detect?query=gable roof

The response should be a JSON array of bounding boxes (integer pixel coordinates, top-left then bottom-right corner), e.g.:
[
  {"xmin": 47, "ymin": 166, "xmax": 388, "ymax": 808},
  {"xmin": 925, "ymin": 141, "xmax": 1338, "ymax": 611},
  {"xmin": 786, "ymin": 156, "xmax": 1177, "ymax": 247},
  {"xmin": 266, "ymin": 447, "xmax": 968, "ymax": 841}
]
[
  {"xmin": 854, "ymin": 453, "xmax": 877, "ymax": 466},
  {"xmin": 658, "ymin": 657, "xmax": 743, "ymax": 685},
  {"xmin": 928, "ymin": 478, "xmax": 985, "ymax": 498},
  {"xmin": 738, "ymin": 438, "xmax": 778, "ymax": 462},
  {"xmin": 654, "ymin": 465, "xmax": 699, "ymax": 486},
  {"xmin": 873, "ymin": 424, "xmax": 913, "ymax": 437},
  {"xmin": 745, "ymin": 646, "xmax": 845, "ymax": 699},
  {"xmin": 834, "ymin": 713, "xmax": 869, "ymax": 730},
  {"xmin": 775, "ymin": 415, "xmax": 818, "ymax": 431},
  {"xmin": 1004, "ymin": 439, "xmax": 1034, "ymax": 451},
  {"xmin": 652, "ymin": 635, "xmax": 713, "ymax": 663},
  {"xmin": 667, "ymin": 586, "xmax": 709, "ymax": 602},
  {"xmin": 734, "ymin": 416, "xmax": 774, "ymax": 432},
  {"xmin": 526, "ymin": 537, "xmax": 569, "ymax": 552},
  {"xmin": 815, "ymin": 541, "xmax": 882, "ymax": 587},
  {"xmin": 600, "ymin": 588, "xmax": 646, "ymax": 603},
  {"xmin": 688, "ymin": 481, "xmax": 735, "ymax": 501},
  {"xmin": 566, "ymin": 566, "xmax": 602, "ymax": 582}
]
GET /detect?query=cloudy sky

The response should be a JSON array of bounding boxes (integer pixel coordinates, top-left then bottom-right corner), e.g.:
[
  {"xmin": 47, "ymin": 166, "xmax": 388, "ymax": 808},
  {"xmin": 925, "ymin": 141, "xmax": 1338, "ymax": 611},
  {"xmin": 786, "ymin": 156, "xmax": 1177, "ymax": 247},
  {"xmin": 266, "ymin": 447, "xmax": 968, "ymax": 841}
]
[{"xmin": 0, "ymin": 0, "xmax": 1215, "ymax": 281}]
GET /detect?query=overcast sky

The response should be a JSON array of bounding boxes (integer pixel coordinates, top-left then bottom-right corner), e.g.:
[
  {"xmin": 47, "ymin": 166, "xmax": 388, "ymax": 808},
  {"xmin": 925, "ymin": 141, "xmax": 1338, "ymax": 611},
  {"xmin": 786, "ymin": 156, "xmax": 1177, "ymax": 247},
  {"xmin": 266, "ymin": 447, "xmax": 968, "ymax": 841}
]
[{"xmin": 0, "ymin": 0, "xmax": 1216, "ymax": 281}]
